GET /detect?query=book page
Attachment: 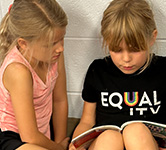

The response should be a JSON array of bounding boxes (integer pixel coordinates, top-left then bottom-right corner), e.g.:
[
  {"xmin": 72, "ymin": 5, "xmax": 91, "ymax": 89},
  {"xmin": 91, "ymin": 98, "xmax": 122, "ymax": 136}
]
[{"xmin": 121, "ymin": 120, "xmax": 166, "ymax": 139}]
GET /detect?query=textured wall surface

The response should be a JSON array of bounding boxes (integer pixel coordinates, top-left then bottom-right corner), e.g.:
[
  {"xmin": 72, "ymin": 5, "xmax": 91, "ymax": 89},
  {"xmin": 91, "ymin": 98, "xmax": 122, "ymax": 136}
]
[{"xmin": 1, "ymin": 0, "xmax": 166, "ymax": 118}]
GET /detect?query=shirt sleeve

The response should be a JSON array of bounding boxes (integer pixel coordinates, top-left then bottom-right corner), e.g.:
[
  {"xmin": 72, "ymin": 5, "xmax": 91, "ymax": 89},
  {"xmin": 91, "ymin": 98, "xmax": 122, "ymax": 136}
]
[{"xmin": 82, "ymin": 60, "xmax": 99, "ymax": 103}]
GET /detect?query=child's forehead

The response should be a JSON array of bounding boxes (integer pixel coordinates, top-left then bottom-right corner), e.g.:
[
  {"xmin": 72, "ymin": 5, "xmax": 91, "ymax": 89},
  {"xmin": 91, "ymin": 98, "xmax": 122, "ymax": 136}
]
[
  {"xmin": 37, "ymin": 27, "xmax": 66, "ymax": 41},
  {"xmin": 53, "ymin": 27, "xmax": 66, "ymax": 38}
]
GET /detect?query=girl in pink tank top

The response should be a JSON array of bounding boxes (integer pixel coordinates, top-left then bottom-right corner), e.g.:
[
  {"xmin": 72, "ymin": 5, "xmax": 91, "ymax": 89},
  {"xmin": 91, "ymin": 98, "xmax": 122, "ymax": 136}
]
[{"xmin": 0, "ymin": 0, "xmax": 69, "ymax": 150}]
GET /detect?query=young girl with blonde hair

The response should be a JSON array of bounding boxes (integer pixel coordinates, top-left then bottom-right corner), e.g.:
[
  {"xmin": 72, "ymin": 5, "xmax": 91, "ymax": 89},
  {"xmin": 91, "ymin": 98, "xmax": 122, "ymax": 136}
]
[
  {"xmin": 0, "ymin": 0, "xmax": 69, "ymax": 149},
  {"xmin": 70, "ymin": 0, "xmax": 166, "ymax": 150}
]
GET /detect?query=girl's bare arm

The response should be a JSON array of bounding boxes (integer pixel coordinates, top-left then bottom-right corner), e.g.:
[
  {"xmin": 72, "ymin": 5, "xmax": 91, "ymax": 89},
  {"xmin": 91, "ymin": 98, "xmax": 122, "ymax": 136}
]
[
  {"xmin": 3, "ymin": 62, "xmax": 66, "ymax": 150},
  {"xmin": 52, "ymin": 52, "xmax": 69, "ymax": 143},
  {"xmin": 72, "ymin": 101, "xmax": 96, "ymax": 139}
]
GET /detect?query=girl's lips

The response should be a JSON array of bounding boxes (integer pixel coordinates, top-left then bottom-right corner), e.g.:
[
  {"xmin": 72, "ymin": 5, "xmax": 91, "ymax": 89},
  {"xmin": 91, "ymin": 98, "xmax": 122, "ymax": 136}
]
[
  {"xmin": 123, "ymin": 66, "xmax": 133, "ymax": 70},
  {"xmin": 53, "ymin": 54, "xmax": 60, "ymax": 59}
]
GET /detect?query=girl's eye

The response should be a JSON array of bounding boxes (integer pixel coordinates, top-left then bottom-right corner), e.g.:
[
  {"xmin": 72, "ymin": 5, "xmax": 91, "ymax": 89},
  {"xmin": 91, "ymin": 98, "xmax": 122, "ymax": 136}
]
[
  {"xmin": 112, "ymin": 48, "xmax": 122, "ymax": 53},
  {"xmin": 129, "ymin": 47, "xmax": 140, "ymax": 52},
  {"xmin": 53, "ymin": 38, "xmax": 64, "ymax": 46},
  {"xmin": 109, "ymin": 45, "xmax": 122, "ymax": 52},
  {"xmin": 53, "ymin": 41, "xmax": 58, "ymax": 46}
]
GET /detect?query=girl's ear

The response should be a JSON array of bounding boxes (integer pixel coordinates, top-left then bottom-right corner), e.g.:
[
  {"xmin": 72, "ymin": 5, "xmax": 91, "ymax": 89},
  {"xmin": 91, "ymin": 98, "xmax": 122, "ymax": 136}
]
[
  {"xmin": 17, "ymin": 38, "xmax": 28, "ymax": 50},
  {"xmin": 150, "ymin": 29, "xmax": 158, "ymax": 46}
]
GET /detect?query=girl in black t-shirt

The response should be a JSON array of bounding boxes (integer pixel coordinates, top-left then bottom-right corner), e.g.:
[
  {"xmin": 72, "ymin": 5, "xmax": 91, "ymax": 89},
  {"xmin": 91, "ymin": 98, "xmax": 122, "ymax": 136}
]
[{"xmin": 70, "ymin": 0, "xmax": 166, "ymax": 150}]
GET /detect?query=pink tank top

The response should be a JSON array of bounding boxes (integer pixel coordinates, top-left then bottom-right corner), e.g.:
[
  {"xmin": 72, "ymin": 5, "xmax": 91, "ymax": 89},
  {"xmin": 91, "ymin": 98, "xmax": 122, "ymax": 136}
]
[{"xmin": 0, "ymin": 46, "xmax": 58, "ymax": 138}]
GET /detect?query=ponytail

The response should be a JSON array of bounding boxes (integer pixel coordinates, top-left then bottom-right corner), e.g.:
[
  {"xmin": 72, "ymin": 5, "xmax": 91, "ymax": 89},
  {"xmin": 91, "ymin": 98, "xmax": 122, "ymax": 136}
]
[{"xmin": 0, "ymin": 13, "xmax": 14, "ymax": 65}]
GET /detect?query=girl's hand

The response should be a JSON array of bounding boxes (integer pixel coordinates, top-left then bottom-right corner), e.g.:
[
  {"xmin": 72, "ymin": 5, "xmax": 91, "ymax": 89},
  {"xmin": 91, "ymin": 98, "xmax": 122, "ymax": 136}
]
[
  {"xmin": 55, "ymin": 137, "xmax": 70, "ymax": 150},
  {"xmin": 69, "ymin": 143, "xmax": 86, "ymax": 150},
  {"xmin": 159, "ymin": 148, "xmax": 166, "ymax": 150},
  {"xmin": 69, "ymin": 143, "xmax": 76, "ymax": 150}
]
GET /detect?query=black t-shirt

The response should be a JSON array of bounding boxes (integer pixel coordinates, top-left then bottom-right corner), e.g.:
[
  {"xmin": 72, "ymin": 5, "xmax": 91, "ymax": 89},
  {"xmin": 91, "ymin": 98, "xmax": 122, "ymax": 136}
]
[{"xmin": 82, "ymin": 55, "xmax": 166, "ymax": 127}]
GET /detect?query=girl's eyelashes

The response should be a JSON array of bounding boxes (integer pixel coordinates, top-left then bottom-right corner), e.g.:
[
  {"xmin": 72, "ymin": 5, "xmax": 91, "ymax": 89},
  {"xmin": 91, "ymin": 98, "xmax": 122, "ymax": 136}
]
[
  {"xmin": 53, "ymin": 37, "xmax": 64, "ymax": 46},
  {"xmin": 129, "ymin": 47, "xmax": 141, "ymax": 52},
  {"xmin": 110, "ymin": 45, "xmax": 141, "ymax": 53},
  {"xmin": 43, "ymin": 36, "xmax": 64, "ymax": 48},
  {"xmin": 52, "ymin": 41, "xmax": 58, "ymax": 46},
  {"xmin": 111, "ymin": 49, "xmax": 122, "ymax": 53},
  {"xmin": 43, "ymin": 40, "xmax": 60, "ymax": 48},
  {"xmin": 110, "ymin": 46, "xmax": 122, "ymax": 52}
]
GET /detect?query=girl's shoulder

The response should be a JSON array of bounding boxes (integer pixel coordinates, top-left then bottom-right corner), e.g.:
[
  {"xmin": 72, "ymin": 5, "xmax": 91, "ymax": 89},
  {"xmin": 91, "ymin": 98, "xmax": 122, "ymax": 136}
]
[
  {"xmin": 2, "ymin": 47, "xmax": 30, "ymax": 69},
  {"xmin": 87, "ymin": 56, "xmax": 111, "ymax": 71},
  {"xmin": 1, "ymin": 47, "xmax": 32, "ymax": 89},
  {"xmin": 151, "ymin": 55, "xmax": 166, "ymax": 66},
  {"xmin": 3, "ymin": 62, "xmax": 32, "ymax": 92},
  {"xmin": 5, "ymin": 62, "xmax": 30, "ymax": 75}
]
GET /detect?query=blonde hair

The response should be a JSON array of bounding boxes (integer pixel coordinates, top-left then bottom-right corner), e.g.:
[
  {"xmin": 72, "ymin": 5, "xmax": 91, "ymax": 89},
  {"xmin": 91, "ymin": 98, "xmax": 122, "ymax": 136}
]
[
  {"xmin": 0, "ymin": 0, "xmax": 68, "ymax": 65},
  {"xmin": 101, "ymin": 0, "xmax": 156, "ymax": 70}
]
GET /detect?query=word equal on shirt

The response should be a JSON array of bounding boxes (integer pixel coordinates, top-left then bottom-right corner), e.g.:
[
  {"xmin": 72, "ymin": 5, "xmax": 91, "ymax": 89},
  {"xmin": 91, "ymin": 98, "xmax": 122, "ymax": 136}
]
[{"xmin": 101, "ymin": 91, "xmax": 161, "ymax": 116}]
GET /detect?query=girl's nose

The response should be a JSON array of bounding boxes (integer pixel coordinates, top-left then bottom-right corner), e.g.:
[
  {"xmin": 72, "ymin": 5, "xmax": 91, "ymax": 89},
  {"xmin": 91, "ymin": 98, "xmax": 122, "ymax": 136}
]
[
  {"xmin": 122, "ymin": 51, "xmax": 132, "ymax": 62},
  {"xmin": 56, "ymin": 45, "xmax": 64, "ymax": 53},
  {"xmin": 56, "ymin": 41, "xmax": 64, "ymax": 53}
]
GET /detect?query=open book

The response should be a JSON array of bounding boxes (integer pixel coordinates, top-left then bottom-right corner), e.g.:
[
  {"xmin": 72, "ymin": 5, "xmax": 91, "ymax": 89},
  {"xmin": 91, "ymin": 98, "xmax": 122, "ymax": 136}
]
[{"xmin": 71, "ymin": 120, "xmax": 166, "ymax": 149}]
